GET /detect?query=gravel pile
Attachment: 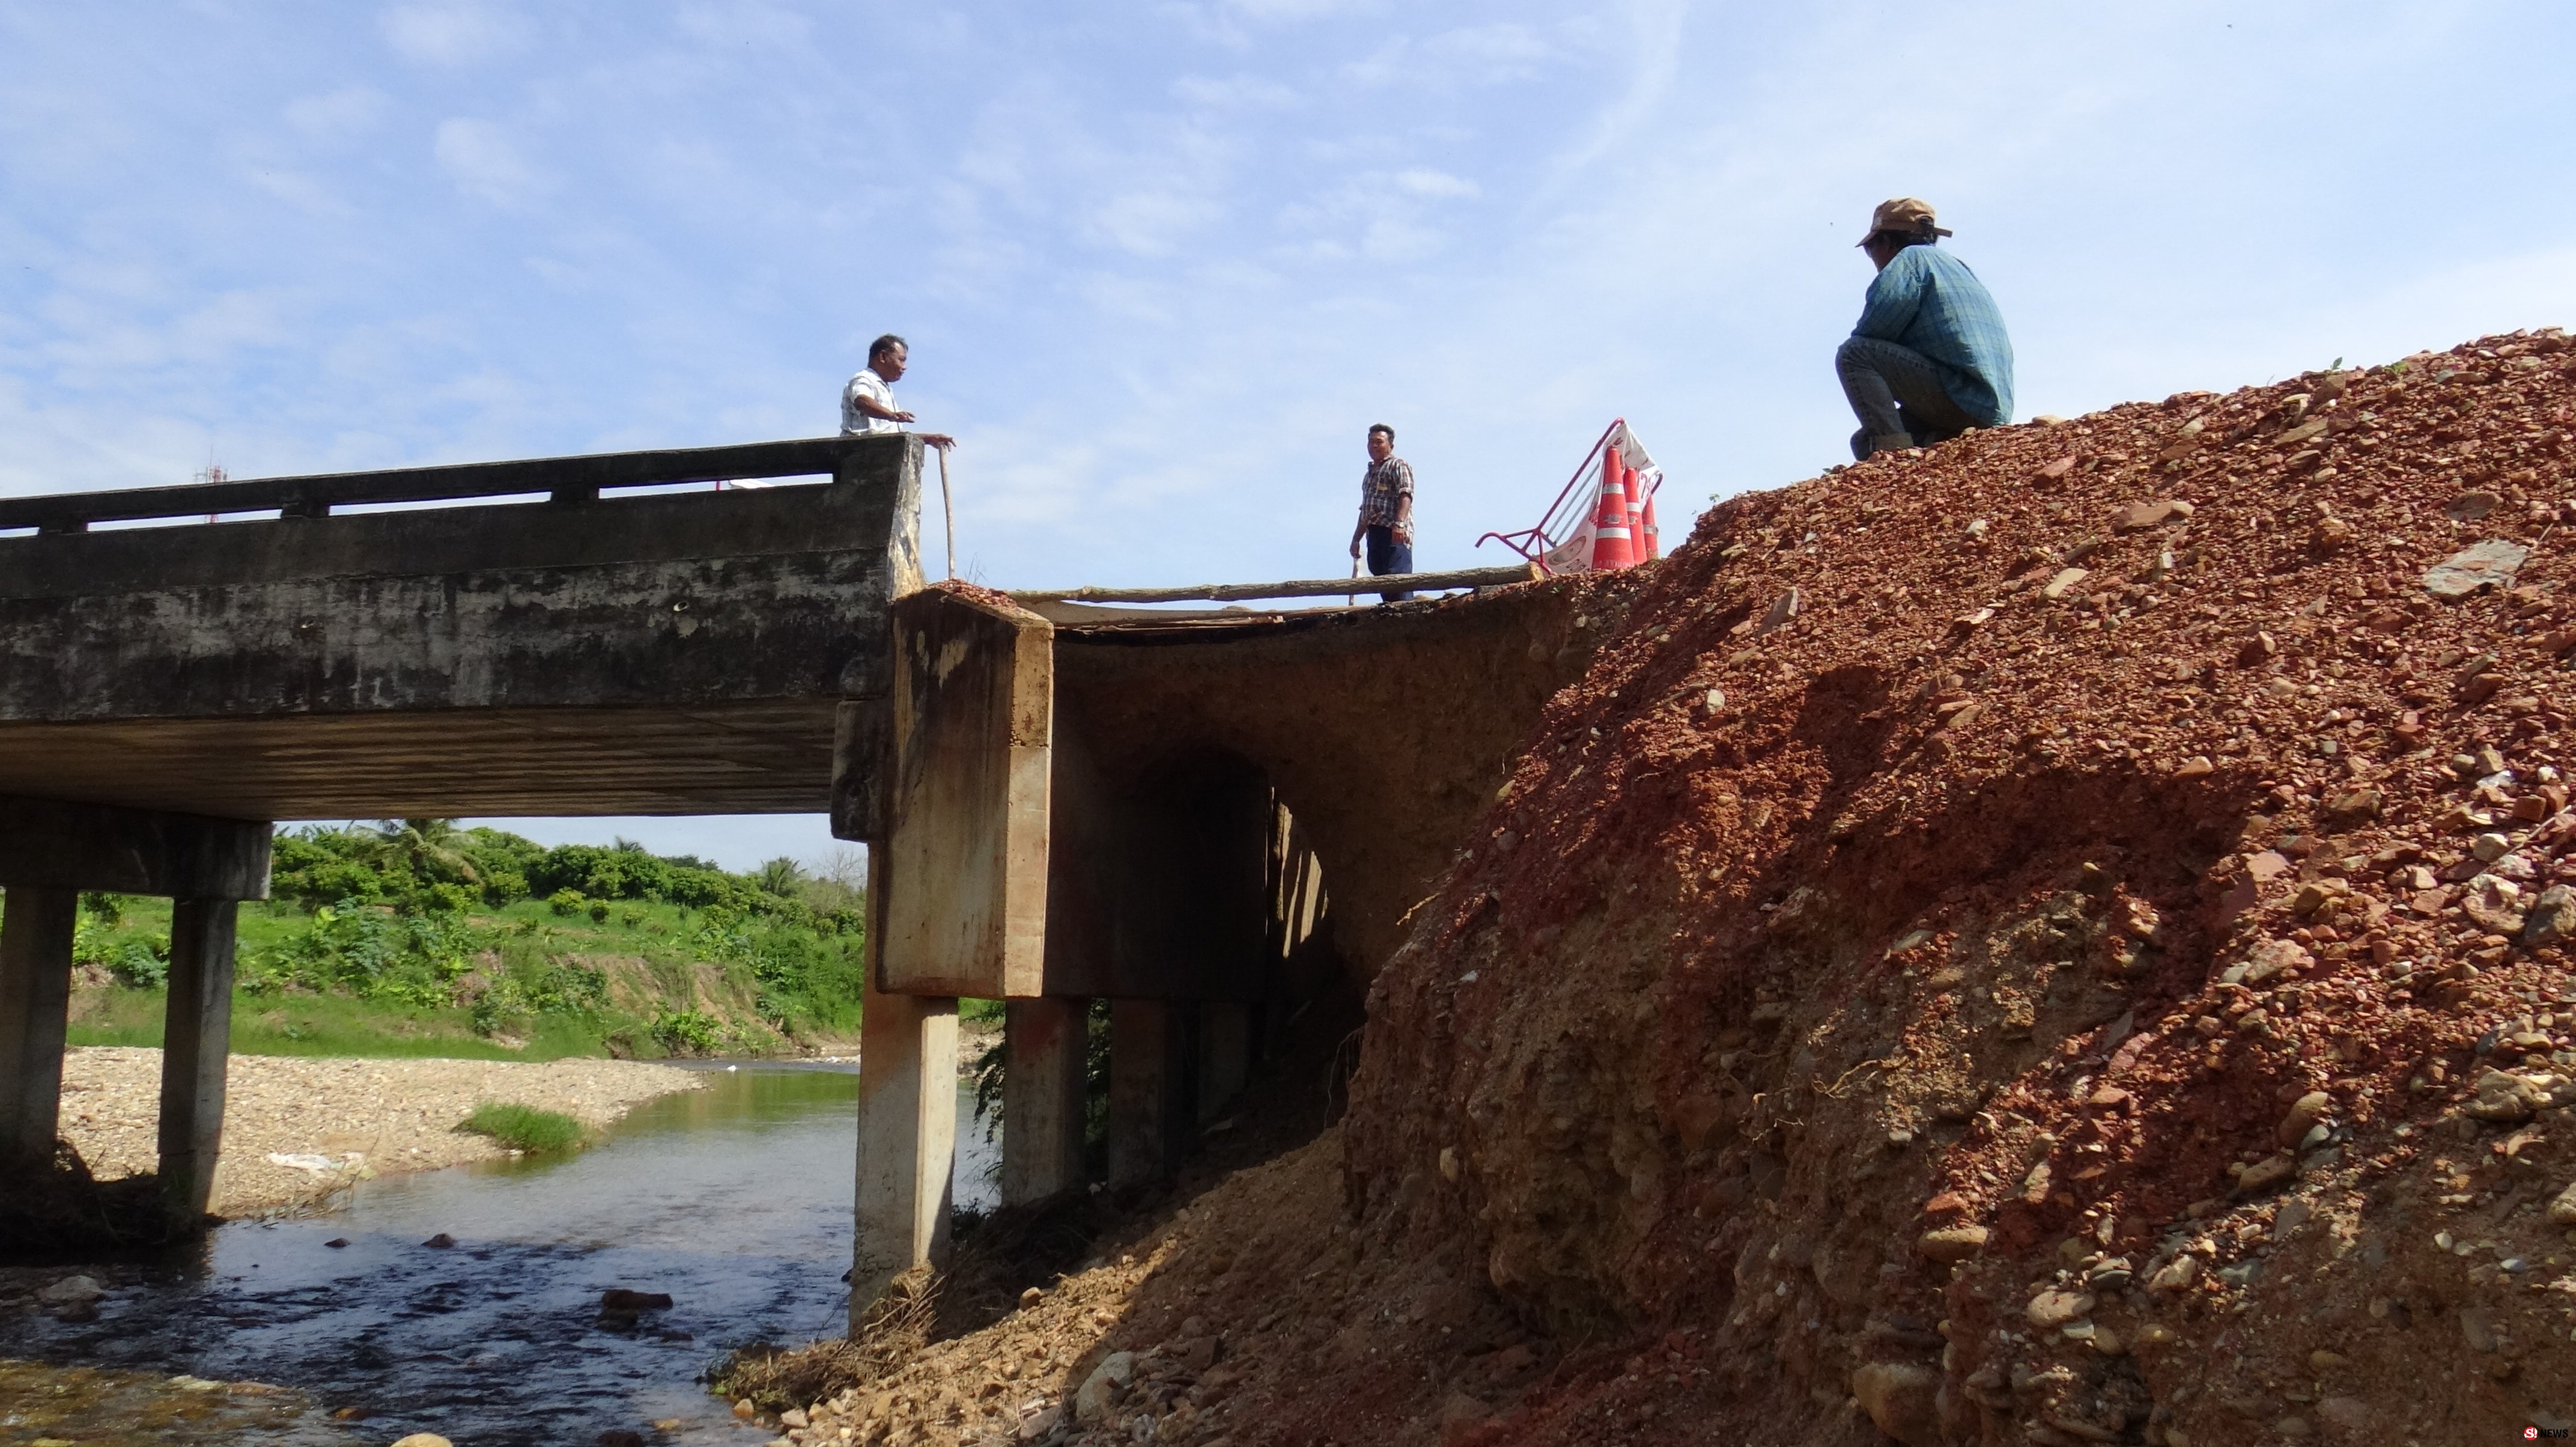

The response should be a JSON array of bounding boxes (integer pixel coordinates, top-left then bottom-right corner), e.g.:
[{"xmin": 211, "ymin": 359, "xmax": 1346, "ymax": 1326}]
[{"xmin": 58, "ymin": 1047, "xmax": 702, "ymax": 1217}]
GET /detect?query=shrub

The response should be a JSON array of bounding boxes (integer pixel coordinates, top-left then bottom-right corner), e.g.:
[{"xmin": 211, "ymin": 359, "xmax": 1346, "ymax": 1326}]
[
  {"xmin": 649, "ymin": 1008, "xmax": 724, "ymax": 1057},
  {"xmin": 547, "ymin": 889, "xmax": 586, "ymax": 917},
  {"xmin": 588, "ymin": 900, "xmax": 612, "ymax": 924},
  {"xmin": 457, "ymin": 1102, "xmax": 588, "ymax": 1153}
]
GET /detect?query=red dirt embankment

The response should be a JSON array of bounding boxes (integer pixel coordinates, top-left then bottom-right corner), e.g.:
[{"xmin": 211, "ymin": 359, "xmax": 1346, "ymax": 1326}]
[
  {"xmin": 767, "ymin": 331, "xmax": 2576, "ymax": 1447},
  {"xmin": 1331, "ymin": 329, "xmax": 2576, "ymax": 1446}
]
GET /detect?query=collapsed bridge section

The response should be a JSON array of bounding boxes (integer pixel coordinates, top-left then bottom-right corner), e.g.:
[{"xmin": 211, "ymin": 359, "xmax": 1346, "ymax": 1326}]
[{"xmin": 839, "ymin": 577, "xmax": 1614, "ymax": 1310}]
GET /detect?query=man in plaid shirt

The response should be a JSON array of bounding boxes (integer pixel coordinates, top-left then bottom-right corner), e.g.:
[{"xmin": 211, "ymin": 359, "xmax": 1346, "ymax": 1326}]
[
  {"xmin": 1347, "ymin": 423, "xmax": 1416, "ymax": 603},
  {"xmin": 1837, "ymin": 197, "xmax": 2013, "ymax": 459}
]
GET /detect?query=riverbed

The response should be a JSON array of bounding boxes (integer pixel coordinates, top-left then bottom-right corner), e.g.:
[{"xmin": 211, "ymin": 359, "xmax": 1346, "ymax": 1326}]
[{"xmin": 1, "ymin": 1062, "xmax": 1002, "ymax": 1446}]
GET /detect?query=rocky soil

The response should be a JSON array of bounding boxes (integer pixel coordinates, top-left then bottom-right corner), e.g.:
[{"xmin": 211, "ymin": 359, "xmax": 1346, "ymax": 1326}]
[
  {"xmin": 56, "ymin": 1047, "xmax": 703, "ymax": 1217},
  {"xmin": 744, "ymin": 328, "xmax": 2576, "ymax": 1447}
]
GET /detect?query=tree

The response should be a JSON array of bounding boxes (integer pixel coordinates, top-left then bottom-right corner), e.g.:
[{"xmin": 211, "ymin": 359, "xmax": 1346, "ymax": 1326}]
[
  {"xmin": 374, "ymin": 818, "xmax": 481, "ymax": 888},
  {"xmin": 755, "ymin": 856, "xmax": 807, "ymax": 897}
]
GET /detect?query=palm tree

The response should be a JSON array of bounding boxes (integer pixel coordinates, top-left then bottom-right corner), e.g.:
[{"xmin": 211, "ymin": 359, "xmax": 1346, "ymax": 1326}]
[
  {"xmin": 372, "ymin": 818, "xmax": 481, "ymax": 887},
  {"xmin": 755, "ymin": 856, "xmax": 807, "ymax": 897}
]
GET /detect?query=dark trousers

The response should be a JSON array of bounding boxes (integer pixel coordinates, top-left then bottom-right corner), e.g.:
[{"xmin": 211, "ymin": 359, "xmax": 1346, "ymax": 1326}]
[{"xmin": 1364, "ymin": 525, "xmax": 1414, "ymax": 602}]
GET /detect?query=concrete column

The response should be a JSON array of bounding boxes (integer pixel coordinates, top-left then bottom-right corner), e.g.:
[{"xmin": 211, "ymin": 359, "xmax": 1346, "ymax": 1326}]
[
  {"xmin": 158, "ymin": 898, "xmax": 238, "ymax": 1219},
  {"xmin": 850, "ymin": 842, "xmax": 959, "ymax": 1323},
  {"xmin": 1001, "ymin": 996, "xmax": 1090, "ymax": 1205},
  {"xmin": 851, "ymin": 979, "xmax": 958, "ymax": 1318},
  {"xmin": 1198, "ymin": 1001, "xmax": 1251, "ymax": 1124},
  {"xmin": 0, "ymin": 886, "xmax": 79, "ymax": 1165},
  {"xmin": 1109, "ymin": 999, "xmax": 1192, "ymax": 1186}
]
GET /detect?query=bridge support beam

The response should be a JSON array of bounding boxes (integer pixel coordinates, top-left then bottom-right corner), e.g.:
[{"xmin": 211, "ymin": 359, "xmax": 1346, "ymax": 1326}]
[
  {"xmin": 851, "ymin": 976, "xmax": 958, "ymax": 1320},
  {"xmin": 1001, "ymin": 996, "xmax": 1090, "ymax": 1205},
  {"xmin": 1198, "ymin": 1001, "xmax": 1252, "ymax": 1124},
  {"xmin": 157, "ymin": 900, "xmax": 239, "ymax": 1220},
  {"xmin": 0, "ymin": 886, "xmax": 79, "ymax": 1165},
  {"xmin": 1109, "ymin": 999, "xmax": 1193, "ymax": 1187}
]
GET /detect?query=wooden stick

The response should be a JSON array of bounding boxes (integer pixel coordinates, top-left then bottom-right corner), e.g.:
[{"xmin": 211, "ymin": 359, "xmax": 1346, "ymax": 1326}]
[
  {"xmin": 937, "ymin": 446, "xmax": 957, "ymax": 581},
  {"xmin": 1347, "ymin": 556, "xmax": 1358, "ymax": 608},
  {"xmin": 1012, "ymin": 562, "xmax": 1537, "ymax": 605}
]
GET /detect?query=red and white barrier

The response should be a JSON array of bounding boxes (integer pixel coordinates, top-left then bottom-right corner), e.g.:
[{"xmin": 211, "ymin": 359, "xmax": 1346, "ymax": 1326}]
[{"xmin": 1486, "ymin": 418, "xmax": 1667, "ymax": 576}]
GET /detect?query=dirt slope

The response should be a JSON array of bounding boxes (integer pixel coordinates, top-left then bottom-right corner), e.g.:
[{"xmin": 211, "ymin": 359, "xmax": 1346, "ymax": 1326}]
[{"xmin": 768, "ymin": 329, "xmax": 2576, "ymax": 1447}]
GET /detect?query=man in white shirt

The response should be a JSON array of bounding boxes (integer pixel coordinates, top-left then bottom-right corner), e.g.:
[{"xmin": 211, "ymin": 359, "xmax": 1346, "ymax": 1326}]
[{"xmin": 841, "ymin": 334, "xmax": 955, "ymax": 450}]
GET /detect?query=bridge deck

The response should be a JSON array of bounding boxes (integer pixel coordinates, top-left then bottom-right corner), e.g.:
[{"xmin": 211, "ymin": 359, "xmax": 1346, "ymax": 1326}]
[{"xmin": 0, "ymin": 434, "xmax": 917, "ymax": 820}]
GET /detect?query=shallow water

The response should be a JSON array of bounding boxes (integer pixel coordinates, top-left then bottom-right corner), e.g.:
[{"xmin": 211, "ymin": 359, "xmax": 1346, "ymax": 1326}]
[{"xmin": 1, "ymin": 1062, "xmax": 1001, "ymax": 1446}]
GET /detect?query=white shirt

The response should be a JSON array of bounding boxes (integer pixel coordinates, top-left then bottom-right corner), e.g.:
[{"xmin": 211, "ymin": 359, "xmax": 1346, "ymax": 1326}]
[{"xmin": 841, "ymin": 368, "xmax": 900, "ymax": 435}]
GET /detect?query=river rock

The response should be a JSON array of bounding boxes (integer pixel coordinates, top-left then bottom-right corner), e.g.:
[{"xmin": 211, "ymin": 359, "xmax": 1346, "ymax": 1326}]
[
  {"xmin": 2026, "ymin": 1290, "xmax": 2095, "ymax": 1329},
  {"xmin": 1918, "ymin": 1224, "xmax": 1988, "ymax": 1262},
  {"xmin": 389, "ymin": 1436, "xmax": 454, "ymax": 1447},
  {"xmin": 421, "ymin": 1233, "xmax": 456, "ymax": 1249},
  {"xmin": 601, "ymin": 1288, "xmax": 673, "ymax": 1312},
  {"xmin": 1075, "ymin": 1351, "xmax": 1135, "ymax": 1424},
  {"xmin": 1849, "ymin": 1361, "xmax": 1940, "ymax": 1446},
  {"xmin": 2548, "ymin": 1180, "xmax": 2576, "ymax": 1226},
  {"xmin": 36, "ymin": 1275, "xmax": 103, "ymax": 1308}
]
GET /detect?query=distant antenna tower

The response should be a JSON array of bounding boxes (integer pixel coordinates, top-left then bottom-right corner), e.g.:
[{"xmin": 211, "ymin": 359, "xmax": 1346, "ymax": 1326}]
[{"xmin": 195, "ymin": 460, "xmax": 226, "ymax": 525}]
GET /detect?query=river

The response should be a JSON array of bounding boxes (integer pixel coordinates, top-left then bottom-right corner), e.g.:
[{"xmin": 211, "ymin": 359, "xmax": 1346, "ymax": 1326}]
[{"xmin": 0, "ymin": 1062, "xmax": 1003, "ymax": 1446}]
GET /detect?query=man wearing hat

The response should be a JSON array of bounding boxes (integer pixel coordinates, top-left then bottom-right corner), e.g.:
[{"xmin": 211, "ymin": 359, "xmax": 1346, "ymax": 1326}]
[{"xmin": 1838, "ymin": 197, "xmax": 2014, "ymax": 459}]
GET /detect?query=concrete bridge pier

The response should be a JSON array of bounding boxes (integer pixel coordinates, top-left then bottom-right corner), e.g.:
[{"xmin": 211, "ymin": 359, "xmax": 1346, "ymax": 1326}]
[
  {"xmin": 157, "ymin": 898, "xmax": 241, "ymax": 1218},
  {"xmin": 0, "ymin": 885, "xmax": 79, "ymax": 1165},
  {"xmin": 846, "ymin": 586, "xmax": 1051, "ymax": 1323},
  {"xmin": 0, "ymin": 796, "xmax": 270, "ymax": 1219},
  {"xmin": 1000, "ymin": 995, "xmax": 1089, "ymax": 1205}
]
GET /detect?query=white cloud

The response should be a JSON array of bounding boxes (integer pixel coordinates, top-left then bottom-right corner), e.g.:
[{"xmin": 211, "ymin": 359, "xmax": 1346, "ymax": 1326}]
[
  {"xmin": 433, "ymin": 117, "xmax": 546, "ymax": 207},
  {"xmin": 379, "ymin": 2, "xmax": 531, "ymax": 65}
]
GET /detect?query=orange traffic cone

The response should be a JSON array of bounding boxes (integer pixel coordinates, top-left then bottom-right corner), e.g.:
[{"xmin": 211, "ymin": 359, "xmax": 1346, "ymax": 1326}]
[
  {"xmin": 1589, "ymin": 448, "xmax": 1633, "ymax": 571},
  {"xmin": 1640, "ymin": 492, "xmax": 1660, "ymax": 561}
]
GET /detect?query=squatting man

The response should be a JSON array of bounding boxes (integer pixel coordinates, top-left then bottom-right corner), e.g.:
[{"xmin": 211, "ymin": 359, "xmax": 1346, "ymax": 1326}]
[{"xmin": 1837, "ymin": 197, "xmax": 2015, "ymax": 459}]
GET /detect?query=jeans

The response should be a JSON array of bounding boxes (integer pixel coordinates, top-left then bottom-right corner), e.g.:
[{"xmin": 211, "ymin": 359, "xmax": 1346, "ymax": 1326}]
[
  {"xmin": 1837, "ymin": 335, "xmax": 1978, "ymax": 459},
  {"xmin": 1364, "ymin": 525, "xmax": 1414, "ymax": 602}
]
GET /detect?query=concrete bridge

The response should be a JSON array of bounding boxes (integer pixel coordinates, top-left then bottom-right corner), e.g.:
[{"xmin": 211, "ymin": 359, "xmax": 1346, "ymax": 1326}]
[{"xmin": 0, "ymin": 434, "xmax": 1596, "ymax": 1313}]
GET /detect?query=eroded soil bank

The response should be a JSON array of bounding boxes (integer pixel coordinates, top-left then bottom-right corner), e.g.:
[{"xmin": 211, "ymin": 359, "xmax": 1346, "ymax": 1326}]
[{"xmin": 749, "ymin": 329, "xmax": 2576, "ymax": 1447}]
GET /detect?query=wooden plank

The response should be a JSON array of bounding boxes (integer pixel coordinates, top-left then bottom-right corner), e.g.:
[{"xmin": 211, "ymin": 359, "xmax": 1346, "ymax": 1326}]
[
  {"xmin": 1010, "ymin": 562, "xmax": 1536, "ymax": 605},
  {"xmin": 0, "ymin": 797, "xmax": 270, "ymax": 899},
  {"xmin": 879, "ymin": 589, "xmax": 1053, "ymax": 998},
  {"xmin": 0, "ymin": 434, "xmax": 890, "ymax": 531}
]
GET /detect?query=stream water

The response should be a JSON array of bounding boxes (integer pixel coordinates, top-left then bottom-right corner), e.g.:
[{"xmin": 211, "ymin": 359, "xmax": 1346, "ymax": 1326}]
[{"xmin": 0, "ymin": 1062, "xmax": 1002, "ymax": 1446}]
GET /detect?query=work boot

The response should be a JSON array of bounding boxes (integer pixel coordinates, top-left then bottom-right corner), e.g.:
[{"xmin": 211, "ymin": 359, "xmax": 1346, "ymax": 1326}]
[{"xmin": 1867, "ymin": 432, "xmax": 1915, "ymax": 455}]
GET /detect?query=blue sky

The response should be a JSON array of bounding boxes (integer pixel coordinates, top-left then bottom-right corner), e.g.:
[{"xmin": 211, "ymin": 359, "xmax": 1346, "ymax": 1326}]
[{"xmin": 5, "ymin": 1, "xmax": 2571, "ymax": 868}]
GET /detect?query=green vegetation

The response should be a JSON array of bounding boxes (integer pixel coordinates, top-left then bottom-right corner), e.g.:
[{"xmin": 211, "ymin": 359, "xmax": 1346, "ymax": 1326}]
[
  {"xmin": 35, "ymin": 821, "xmax": 872, "ymax": 1062},
  {"xmin": 457, "ymin": 1101, "xmax": 589, "ymax": 1153}
]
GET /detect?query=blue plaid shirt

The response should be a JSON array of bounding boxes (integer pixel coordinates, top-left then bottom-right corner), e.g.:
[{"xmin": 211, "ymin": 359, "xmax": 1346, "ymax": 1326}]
[{"xmin": 1852, "ymin": 245, "xmax": 2014, "ymax": 425}]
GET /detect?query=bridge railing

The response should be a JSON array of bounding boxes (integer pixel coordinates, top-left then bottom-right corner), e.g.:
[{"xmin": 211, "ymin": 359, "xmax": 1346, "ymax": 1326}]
[{"xmin": 0, "ymin": 435, "xmax": 884, "ymax": 534}]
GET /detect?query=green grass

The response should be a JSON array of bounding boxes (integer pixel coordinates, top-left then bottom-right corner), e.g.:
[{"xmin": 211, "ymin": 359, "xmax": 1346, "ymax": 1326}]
[
  {"xmin": 47, "ymin": 888, "xmax": 866, "ymax": 1064},
  {"xmin": 67, "ymin": 986, "xmax": 624, "ymax": 1060},
  {"xmin": 457, "ymin": 1102, "xmax": 590, "ymax": 1153}
]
